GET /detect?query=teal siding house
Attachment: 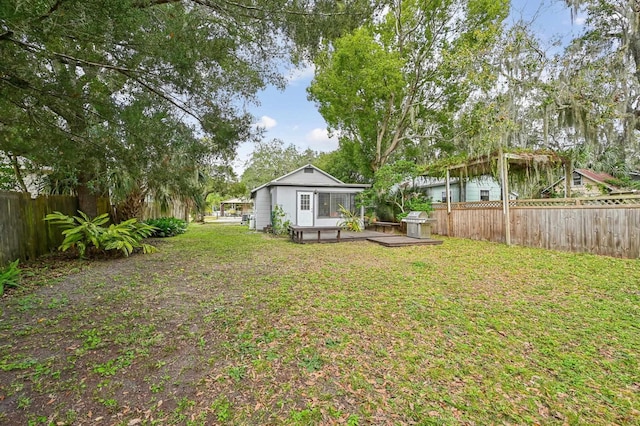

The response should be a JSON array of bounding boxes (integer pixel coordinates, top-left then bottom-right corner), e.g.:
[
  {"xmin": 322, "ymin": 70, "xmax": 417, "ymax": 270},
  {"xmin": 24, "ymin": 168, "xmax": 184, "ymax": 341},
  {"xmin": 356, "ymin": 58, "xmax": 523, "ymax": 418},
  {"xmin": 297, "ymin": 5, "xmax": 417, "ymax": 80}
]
[{"xmin": 417, "ymin": 175, "xmax": 514, "ymax": 203}]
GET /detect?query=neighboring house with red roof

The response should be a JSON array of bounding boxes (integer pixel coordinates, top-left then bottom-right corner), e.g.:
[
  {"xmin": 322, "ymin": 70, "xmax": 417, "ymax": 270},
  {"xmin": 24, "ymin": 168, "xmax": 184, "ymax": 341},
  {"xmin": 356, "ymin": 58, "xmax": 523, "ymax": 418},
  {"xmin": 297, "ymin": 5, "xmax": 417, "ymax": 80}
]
[{"xmin": 541, "ymin": 169, "xmax": 626, "ymax": 198}]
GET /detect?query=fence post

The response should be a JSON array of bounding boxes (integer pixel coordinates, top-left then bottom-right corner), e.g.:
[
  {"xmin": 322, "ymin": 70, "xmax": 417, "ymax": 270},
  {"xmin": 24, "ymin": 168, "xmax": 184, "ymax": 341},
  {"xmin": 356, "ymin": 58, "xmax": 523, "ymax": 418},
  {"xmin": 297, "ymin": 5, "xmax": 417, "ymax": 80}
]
[
  {"xmin": 499, "ymin": 149, "xmax": 511, "ymax": 246},
  {"xmin": 446, "ymin": 169, "xmax": 452, "ymax": 236}
]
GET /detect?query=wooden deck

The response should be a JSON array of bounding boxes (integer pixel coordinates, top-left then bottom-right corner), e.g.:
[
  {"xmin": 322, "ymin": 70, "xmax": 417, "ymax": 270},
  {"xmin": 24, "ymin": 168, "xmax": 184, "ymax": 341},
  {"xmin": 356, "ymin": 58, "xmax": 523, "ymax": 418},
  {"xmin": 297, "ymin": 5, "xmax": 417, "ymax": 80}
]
[
  {"xmin": 366, "ymin": 236, "xmax": 444, "ymax": 247},
  {"xmin": 289, "ymin": 228, "xmax": 443, "ymax": 247}
]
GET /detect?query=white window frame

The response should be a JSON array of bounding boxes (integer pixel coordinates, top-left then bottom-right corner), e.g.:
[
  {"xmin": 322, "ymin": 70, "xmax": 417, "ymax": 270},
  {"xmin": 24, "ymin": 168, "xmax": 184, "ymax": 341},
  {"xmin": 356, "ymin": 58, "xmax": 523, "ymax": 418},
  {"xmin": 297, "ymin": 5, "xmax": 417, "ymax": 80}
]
[{"xmin": 318, "ymin": 192, "xmax": 356, "ymax": 218}]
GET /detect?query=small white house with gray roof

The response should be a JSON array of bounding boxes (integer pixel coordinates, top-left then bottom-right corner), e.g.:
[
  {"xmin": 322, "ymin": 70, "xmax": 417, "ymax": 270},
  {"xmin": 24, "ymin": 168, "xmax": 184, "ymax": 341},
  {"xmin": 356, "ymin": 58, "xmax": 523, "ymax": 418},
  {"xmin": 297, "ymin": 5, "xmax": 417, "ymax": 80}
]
[{"xmin": 250, "ymin": 164, "xmax": 370, "ymax": 231}]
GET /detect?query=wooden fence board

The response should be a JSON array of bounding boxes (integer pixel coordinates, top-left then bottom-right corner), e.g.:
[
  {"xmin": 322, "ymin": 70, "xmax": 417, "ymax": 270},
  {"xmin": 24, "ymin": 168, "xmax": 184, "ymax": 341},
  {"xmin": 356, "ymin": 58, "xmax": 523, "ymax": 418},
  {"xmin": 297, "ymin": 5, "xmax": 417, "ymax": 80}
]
[
  {"xmin": 431, "ymin": 196, "xmax": 640, "ymax": 258},
  {"xmin": 1, "ymin": 191, "xmax": 190, "ymax": 266}
]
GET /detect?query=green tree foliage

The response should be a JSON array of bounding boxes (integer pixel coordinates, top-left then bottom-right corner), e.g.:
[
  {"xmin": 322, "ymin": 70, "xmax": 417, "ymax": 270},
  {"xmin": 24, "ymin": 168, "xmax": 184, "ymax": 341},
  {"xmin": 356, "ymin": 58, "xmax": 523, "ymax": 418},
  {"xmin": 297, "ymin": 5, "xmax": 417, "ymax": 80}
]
[
  {"xmin": 555, "ymin": 0, "xmax": 640, "ymax": 173},
  {"xmin": 308, "ymin": 0, "xmax": 509, "ymax": 179},
  {"xmin": 0, "ymin": 0, "xmax": 379, "ymax": 216},
  {"xmin": 197, "ymin": 162, "xmax": 246, "ymax": 219},
  {"xmin": 454, "ymin": 1, "xmax": 639, "ymax": 181},
  {"xmin": 360, "ymin": 160, "xmax": 431, "ymax": 221},
  {"xmin": 315, "ymin": 149, "xmax": 366, "ymax": 183},
  {"xmin": 241, "ymin": 139, "xmax": 319, "ymax": 190}
]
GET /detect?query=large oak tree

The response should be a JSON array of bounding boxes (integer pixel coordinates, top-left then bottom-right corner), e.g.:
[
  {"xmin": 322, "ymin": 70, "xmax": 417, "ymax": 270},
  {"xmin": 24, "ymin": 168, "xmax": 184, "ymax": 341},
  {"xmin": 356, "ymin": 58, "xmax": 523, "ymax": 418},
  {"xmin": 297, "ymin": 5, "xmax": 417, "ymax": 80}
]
[{"xmin": 0, "ymin": 0, "xmax": 379, "ymax": 217}]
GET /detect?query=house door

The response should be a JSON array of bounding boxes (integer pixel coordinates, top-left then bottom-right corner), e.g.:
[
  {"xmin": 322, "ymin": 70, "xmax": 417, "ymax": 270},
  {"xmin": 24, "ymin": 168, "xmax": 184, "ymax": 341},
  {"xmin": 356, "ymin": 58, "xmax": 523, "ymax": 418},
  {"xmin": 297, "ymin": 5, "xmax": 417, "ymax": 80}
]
[{"xmin": 297, "ymin": 191, "xmax": 314, "ymax": 226}]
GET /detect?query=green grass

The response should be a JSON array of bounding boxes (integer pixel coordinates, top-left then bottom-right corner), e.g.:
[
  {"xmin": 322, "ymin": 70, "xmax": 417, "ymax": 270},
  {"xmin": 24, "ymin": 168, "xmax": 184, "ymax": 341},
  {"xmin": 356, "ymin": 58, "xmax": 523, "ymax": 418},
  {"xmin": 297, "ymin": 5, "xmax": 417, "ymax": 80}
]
[{"xmin": 0, "ymin": 223, "xmax": 638, "ymax": 424}]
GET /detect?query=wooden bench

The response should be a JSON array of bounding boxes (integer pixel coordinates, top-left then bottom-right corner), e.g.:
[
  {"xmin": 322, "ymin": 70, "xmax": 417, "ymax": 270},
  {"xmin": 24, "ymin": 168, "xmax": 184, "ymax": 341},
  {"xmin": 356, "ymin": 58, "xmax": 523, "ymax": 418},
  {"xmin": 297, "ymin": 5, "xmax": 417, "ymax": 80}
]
[
  {"xmin": 369, "ymin": 221, "xmax": 401, "ymax": 234},
  {"xmin": 289, "ymin": 225, "xmax": 342, "ymax": 243}
]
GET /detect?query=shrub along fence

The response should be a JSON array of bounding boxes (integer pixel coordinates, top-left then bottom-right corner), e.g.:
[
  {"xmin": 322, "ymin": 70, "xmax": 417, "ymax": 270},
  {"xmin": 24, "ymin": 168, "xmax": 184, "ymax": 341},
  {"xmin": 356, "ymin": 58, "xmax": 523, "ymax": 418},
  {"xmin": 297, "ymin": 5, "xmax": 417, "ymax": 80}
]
[
  {"xmin": 0, "ymin": 192, "xmax": 108, "ymax": 266},
  {"xmin": 431, "ymin": 195, "xmax": 640, "ymax": 259}
]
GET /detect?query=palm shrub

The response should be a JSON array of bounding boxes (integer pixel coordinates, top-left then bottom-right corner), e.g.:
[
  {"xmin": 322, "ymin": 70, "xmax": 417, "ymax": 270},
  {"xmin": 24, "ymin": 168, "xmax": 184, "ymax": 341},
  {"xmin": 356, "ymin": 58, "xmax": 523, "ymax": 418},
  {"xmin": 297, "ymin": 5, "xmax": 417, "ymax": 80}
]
[
  {"xmin": 338, "ymin": 204, "xmax": 363, "ymax": 232},
  {"xmin": 44, "ymin": 211, "xmax": 157, "ymax": 258},
  {"xmin": 144, "ymin": 217, "xmax": 188, "ymax": 237},
  {"xmin": 0, "ymin": 259, "xmax": 21, "ymax": 295},
  {"xmin": 102, "ymin": 219, "xmax": 158, "ymax": 256}
]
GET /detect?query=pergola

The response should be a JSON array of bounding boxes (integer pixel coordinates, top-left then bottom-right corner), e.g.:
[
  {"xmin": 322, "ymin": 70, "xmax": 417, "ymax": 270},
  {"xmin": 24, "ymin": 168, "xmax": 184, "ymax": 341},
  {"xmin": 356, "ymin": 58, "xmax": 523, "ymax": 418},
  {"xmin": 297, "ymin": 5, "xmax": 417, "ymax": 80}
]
[{"xmin": 424, "ymin": 149, "xmax": 565, "ymax": 245}]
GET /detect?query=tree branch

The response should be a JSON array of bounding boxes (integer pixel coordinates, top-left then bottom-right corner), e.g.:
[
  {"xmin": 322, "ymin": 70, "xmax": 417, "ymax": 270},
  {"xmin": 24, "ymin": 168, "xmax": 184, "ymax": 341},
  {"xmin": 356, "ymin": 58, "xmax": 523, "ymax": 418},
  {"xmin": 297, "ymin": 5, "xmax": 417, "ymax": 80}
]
[
  {"xmin": 0, "ymin": 30, "xmax": 13, "ymax": 41},
  {"xmin": 135, "ymin": 0, "xmax": 355, "ymax": 18},
  {"xmin": 9, "ymin": 153, "xmax": 29, "ymax": 193},
  {"xmin": 120, "ymin": 70, "xmax": 205, "ymax": 127},
  {"xmin": 39, "ymin": 0, "xmax": 66, "ymax": 21}
]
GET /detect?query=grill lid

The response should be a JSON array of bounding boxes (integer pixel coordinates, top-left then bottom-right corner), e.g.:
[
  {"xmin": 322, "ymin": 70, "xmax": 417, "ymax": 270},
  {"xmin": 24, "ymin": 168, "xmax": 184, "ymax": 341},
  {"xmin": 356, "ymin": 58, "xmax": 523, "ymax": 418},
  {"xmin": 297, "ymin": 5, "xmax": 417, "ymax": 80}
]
[
  {"xmin": 402, "ymin": 211, "xmax": 430, "ymax": 223},
  {"xmin": 406, "ymin": 211, "xmax": 428, "ymax": 219}
]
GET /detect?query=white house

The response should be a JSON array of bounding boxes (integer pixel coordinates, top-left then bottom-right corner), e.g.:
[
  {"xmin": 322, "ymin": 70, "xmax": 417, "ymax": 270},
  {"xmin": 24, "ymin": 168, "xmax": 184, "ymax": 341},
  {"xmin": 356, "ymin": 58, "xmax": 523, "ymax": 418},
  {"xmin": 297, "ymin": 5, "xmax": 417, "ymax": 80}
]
[
  {"xmin": 250, "ymin": 164, "xmax": 370, "ymax": 230},
  {"xmin": 417, "ymin": 175, "xmax": 512, "ymax": 203}
]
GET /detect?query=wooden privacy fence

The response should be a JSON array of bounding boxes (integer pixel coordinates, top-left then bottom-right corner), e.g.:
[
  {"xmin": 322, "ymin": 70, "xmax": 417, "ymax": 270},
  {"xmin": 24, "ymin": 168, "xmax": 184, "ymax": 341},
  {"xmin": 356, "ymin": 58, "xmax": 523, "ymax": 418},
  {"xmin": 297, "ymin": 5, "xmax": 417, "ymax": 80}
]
[
  {"xmin": 431, "ymin": 195, "xmax": 640, "ymax": 258},
  {"xmin": 0, "ymin": 191, "xmax": 191, "ymax": 266},
  {"xmin": 0, "ymin": 193, "xmax": 106, "ymax": 265}
]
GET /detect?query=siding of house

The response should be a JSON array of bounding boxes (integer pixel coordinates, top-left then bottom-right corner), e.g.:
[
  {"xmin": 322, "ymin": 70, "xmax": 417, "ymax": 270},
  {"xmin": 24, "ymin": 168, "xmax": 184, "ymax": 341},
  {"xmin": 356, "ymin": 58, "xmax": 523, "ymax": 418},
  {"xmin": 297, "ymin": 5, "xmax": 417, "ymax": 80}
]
[
  {"xmin": 271, "ymin": 186, "xmax": 296, "ymax": 225},
  {"xmin": 424, "ymin": 176, "xmax": 501, "ymax": 203},
  {"xmin": 270, "ymin": 186, "xmax": 363, "ymax": 227},
  {"xmin": 253, "ymin": 188, "xmax": 271, "ymax": 230},
  {"xmin": 251, "ymin": 165, "xmax": 368, "ymax": 229},
  {"xmin": 425, "ymin": 185, "xmax": 460, "ymax": 203},
  {"xmin": 571, "ymin": 176, "xmax": 609, "ymax": 197},
  {"xmin": 465, "ymin": 178, "xmax": 502, "ymax": 201}
]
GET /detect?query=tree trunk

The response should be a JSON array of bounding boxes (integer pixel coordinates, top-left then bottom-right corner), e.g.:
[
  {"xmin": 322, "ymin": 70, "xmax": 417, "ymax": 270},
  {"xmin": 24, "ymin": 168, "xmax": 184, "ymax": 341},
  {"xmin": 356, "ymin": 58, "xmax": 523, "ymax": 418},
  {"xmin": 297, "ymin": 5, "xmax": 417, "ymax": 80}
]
[
  {"xmin": 77, "ymin": 172, "xmax": 98, "ymax": 217},
  {"xmin": 114, "ymin": 187, "xmax": 145, "ymax": 222},
  {"xmin": 564, "ymin": 161, "xmax": 572, "ymax": 198},
  {"xmin": 9, "ymin": 154, "xmax": 29, "ymax": 193}
]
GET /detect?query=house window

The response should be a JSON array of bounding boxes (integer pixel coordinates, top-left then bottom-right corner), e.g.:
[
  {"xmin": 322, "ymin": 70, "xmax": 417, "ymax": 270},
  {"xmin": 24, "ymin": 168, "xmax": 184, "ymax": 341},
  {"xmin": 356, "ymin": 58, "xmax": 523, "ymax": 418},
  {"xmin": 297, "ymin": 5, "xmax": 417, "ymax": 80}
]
[
  {"xmin": 441, "ymin": 191, "xmax": 447, "ymax": 203},
  {"xmin": 572, "ymin": 172, "xmax": 582, "ymax": 186},
  {"xmin": 300, "ymin": 194, "xmax": 310, "ymax": 210},
  {"xmin": 318, "ymin": 193, "xmax": 356, "ymax": 217},
  {"xmin": 480, "ymin": 190, "xmax": 490, "ymax": 201}
]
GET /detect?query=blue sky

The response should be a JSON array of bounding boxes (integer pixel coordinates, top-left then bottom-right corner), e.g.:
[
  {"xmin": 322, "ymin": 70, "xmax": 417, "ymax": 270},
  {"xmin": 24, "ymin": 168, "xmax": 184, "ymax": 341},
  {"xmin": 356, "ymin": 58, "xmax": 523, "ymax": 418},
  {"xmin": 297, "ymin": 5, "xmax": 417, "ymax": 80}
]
[{"xmin": 234, "ymin": 0, "xmax": 586, "ymax": 175}]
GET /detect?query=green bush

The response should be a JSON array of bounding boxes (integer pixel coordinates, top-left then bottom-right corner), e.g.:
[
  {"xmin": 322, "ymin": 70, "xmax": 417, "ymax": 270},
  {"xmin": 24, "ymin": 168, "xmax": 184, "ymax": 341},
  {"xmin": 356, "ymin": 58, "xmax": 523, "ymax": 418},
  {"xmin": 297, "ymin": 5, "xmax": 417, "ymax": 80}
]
[
  {"xmin": 44, "ymin": 211, "xmax": 157, "ymax": 258},
  {"xmin": 144, "ymin": 217, "xmax": 188, "ymax": 237},
  {"xmin": 270, "ymin": 205, "xmax": 291, "ymax": 235},
  {"xmin": 396, "ymin": 198, "xmax": 433, "ymax": 221},
  {"xmin": 0, "ymin": 259, "xmax": 21, "ymax": 296}
]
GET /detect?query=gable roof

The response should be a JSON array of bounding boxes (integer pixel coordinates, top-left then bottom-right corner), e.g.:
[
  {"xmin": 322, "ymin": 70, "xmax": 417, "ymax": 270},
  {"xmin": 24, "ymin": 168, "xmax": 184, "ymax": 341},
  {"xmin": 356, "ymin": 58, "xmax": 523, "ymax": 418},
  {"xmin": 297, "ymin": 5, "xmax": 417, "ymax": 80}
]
[
  {"xmin": 275, "ymin": 164, "xmax": 344, "ymax": 185},
  {"xmin": 250, "ymin": 164, "xmax": 369, "ymax": 196},
  {"xmin": 542, "ymin": 168, "xmax": 621, "ymax": 193},
  {"xmin": 576, "ymin": 169, "xmax": 617, "ymax": 187}
]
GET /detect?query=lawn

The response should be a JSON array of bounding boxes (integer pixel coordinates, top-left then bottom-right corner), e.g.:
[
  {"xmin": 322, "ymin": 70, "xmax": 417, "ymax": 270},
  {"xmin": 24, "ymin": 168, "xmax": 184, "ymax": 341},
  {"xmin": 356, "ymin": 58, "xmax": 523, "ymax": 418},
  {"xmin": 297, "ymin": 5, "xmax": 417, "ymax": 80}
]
[{"xmin": 1, "ymin": 224, "xmax": 639, "ymax": 425}]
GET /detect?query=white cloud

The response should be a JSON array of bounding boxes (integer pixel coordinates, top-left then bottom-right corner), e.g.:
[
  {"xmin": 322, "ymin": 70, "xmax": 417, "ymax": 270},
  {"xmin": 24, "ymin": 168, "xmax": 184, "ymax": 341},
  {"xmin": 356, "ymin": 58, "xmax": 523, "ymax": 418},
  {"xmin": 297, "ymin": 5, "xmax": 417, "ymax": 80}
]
[
  {"xmin": 574, "ymin": 15, "xmax": 586, "ymax": 25},
  {"xmin": 286, "ymin": 63, "xmax": 315, "ymax": 85},
  {"xmin": 304, "ymin": 128, "xmax": 338, "ymax": 151},
  {"xmin": 254, "ymin": 115, "xmax": 277, "ymax": 130}
]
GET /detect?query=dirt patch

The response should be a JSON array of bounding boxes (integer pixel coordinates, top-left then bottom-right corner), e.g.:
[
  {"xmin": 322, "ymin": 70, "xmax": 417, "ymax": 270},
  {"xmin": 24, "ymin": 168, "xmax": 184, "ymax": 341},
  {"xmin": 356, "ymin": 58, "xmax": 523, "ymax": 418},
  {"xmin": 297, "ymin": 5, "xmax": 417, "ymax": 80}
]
[{"xmin": 0, "ymin": 240, "xmax": 252, "ymax": 425}]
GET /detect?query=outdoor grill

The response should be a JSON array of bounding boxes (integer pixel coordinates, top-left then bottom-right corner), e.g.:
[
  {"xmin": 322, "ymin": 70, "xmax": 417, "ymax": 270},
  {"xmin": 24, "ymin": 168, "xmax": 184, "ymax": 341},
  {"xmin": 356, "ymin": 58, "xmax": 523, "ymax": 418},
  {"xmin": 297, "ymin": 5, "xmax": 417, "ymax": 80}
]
[{"xmin": 402, "ymin": 211, "xmax": 436, "ymax": 239}]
